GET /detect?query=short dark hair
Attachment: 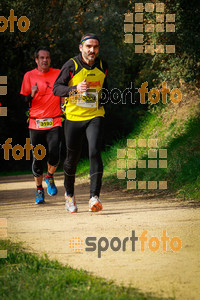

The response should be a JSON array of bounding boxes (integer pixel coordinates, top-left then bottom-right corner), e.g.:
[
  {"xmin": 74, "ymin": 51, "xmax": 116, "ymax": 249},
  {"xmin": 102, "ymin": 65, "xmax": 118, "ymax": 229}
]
[
  {"xmin": 34, "ymin": 46, "xmax": 51, "ymax": 59},
  {"xmin": 80, "ymin": 33, "xmax": 100, "ymax": 45}
]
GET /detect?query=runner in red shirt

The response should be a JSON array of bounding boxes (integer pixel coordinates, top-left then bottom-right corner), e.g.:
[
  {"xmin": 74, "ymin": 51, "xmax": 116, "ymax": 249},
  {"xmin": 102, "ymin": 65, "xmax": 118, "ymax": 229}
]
[{"xmin": 20, "ymin": 47, "xmax": 62, "ymax": 204}]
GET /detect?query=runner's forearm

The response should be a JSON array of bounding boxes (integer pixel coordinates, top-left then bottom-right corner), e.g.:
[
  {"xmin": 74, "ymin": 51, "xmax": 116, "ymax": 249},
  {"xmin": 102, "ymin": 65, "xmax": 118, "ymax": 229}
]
[{"xmin": 53, "ymin": 84, "xmax": 77, "ymax": 97}]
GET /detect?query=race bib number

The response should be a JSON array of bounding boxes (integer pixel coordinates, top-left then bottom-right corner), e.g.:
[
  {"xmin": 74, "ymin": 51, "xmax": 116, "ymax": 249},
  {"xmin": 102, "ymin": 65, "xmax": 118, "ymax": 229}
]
[
  {"xmin": 36, "ymin": 118, "xmax": 53, "ymax": 128},
  {"xmin": 76, "ymin": 90, "xmax": 98, "ymax": 108}
]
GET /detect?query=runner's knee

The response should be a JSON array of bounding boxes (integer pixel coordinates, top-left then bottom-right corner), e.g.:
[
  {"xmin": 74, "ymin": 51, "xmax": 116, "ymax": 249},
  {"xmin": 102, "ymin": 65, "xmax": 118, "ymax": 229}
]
[
  {"xmin": 63, "ymin": 158, "xmax": 76, "ymax": 175},
  {"xmin": 63, "ymin": 147, "xmax": 80, "ymax": 175},
  {"xmin": 48, "ymin": 150, "xmax": 60, "ymax": 167},
  {"xmin": 32, "ymin": 159, "xmax": 43, "ymax": 177}
]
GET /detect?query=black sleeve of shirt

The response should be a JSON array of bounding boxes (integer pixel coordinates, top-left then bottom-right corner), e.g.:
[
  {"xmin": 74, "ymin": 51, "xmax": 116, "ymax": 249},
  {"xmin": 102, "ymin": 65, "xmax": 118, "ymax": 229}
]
[
  {"xmin": 102, "ymin": 59, "xmax": 108, "ymax": 91},
  {"xmin": 53, "ymin": 59, "xmax": 77, "ymax": 97},
  {"xmin": 100, "ymin": 60, "xmax": 109, "ymax": 105}
]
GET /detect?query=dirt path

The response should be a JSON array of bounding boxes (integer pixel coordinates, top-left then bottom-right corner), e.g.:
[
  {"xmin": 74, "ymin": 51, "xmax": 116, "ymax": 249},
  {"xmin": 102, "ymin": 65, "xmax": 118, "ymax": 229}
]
[{"xmin": 0, "ymin": 173, "xmax": 200, "ymax": 300}]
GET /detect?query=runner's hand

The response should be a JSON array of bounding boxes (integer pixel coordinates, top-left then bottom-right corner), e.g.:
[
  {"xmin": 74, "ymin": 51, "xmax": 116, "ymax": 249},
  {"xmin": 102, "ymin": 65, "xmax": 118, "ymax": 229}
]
[
  {"xmin": 31, "ymin": 82, "xmax": 39, "ymax": 98},
  {"xmin": 77, "ymin": 79, "xmax": 89, "ymax": 93}
]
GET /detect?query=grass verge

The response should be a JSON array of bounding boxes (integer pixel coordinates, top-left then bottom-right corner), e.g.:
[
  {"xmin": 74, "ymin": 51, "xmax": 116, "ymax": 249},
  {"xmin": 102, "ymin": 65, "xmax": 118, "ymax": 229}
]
[{"xmin": 0, "ymin": 239, "xmax": 166, "ymax": 300}]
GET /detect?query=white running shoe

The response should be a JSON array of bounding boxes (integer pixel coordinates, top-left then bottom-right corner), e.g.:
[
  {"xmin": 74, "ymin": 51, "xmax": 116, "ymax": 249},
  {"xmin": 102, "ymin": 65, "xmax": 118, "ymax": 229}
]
[
  {"xmin": 65, "ymin": 193, "xmax": 78, "ymax": 213},
  {"xmin": 89, "ymin": 196, "xmax": 103, "ymax": 212}
]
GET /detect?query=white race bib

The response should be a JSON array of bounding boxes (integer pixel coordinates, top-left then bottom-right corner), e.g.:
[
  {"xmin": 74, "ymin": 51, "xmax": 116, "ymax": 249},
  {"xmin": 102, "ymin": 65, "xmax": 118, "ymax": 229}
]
[
  {"xmin": 76, "ymin": 89, "xmax": 98, "ymax": 108},
  {"xmin": 36, "ymin": 118, "xmax": 53, "ymax": 128}
]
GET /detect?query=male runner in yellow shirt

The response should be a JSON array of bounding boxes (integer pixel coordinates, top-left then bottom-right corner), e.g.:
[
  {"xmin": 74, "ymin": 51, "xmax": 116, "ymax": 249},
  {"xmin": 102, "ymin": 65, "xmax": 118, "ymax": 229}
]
[{"xmin": 53, "ymin": 33, "xmax": 108, "ymax": 213}]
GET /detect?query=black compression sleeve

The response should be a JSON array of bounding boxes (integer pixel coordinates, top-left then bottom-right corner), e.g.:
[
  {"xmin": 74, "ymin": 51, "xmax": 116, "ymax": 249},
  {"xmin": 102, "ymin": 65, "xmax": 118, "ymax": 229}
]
[
  {"xmin": 53, "ymin": 59, "xmax": 77, "ymax": 97},
  {"xmin": 100, "ymin": 63, "xmax": 109, "ymax": 105}
]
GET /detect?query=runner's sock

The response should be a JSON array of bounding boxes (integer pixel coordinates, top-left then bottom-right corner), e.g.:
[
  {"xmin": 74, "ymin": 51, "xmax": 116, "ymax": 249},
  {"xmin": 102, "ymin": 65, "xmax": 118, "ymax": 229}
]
[
  {"xmin": 37, "ymin": 185, "xmax": 43, "ymax": 190},
  {"xmin": 46, "ymin": 172, "xmax": 53, "ymax": 179}
]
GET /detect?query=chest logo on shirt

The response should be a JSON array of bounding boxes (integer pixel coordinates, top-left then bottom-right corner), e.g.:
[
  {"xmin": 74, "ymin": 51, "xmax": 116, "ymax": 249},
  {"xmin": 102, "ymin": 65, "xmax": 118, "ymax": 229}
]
[
  {"xmin": 45, "ymin": 81, "xmax": 52, "ymax": 91},
  {"xmin": 88, "ymin": 81, "xmax": 101, "ymax": 88},
  {"xmin": 38, "ymin": 81, "xmax": 53, "ymax": 96}
]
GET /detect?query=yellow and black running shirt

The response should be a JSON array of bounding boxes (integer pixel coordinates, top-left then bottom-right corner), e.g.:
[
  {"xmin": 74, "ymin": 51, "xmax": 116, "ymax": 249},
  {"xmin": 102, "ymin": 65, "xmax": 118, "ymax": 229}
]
[{"xmin": 53, "ymin": 54, "xmax": 108, "ymax": 121}]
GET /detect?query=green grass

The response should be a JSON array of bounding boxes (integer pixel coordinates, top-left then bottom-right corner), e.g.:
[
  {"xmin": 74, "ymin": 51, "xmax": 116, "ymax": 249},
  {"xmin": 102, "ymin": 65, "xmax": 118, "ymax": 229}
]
[
  {"xmin": 0, "ymin": 170, "xmax": 33, "ymax": 177},
  {"xmin": 0, "ymin": 240, "xmax": 165, "ymax": 300},
  {"xmin": 126, "ymin": 108, "xmax": 200, "ymax": 200}
]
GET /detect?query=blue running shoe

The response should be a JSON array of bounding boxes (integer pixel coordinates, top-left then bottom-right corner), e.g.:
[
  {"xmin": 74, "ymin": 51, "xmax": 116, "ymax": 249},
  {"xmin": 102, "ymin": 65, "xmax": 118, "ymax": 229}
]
[
  {"xmin": 45, "ymin": 176, "xmax": 57, "ymax": 196},
  {"xmin": 35, "ymin": 189, "xmax": 45, "ymax": 204}
]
